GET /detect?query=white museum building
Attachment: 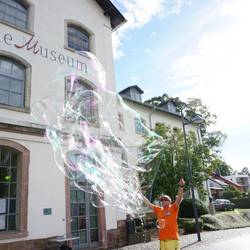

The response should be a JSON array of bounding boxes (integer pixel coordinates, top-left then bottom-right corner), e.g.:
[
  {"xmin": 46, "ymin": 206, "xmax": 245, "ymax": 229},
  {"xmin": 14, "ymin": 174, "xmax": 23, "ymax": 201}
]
[{"xmin": 0, "ymin": 0, "xmax": 127, "ymax": 249}]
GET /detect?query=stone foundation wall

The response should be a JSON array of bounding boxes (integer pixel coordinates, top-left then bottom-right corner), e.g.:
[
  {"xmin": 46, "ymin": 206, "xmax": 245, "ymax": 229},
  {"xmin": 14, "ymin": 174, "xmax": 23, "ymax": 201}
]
[
  {"xmin": 0, "ymin": 237, "xmax": 59, "ymax": 250},
  {"xmin": 107, "ymin": 220, "xmax": 127, "ymax": 249}
]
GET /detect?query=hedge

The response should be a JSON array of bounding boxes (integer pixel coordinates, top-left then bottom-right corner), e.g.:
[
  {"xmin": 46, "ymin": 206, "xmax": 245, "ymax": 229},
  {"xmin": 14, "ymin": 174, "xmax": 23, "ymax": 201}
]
[
  {"xmin": 201, "ymin": 209, "xmax": 250, "ymax": 231},
  {"xmin": 179, "ymin": 199, "xmax": 209, "ymax": 218},
  {"xmin": 231, "ymin": 198, "xmax": 250, "ymax": 209},
  {"xmin": 181, "ymin": 218, "xmax": 204, "ymax": 234}
]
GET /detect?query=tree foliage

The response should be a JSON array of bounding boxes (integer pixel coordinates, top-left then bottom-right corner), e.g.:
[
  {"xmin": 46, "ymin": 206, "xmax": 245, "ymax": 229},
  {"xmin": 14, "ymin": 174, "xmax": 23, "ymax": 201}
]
[
  {"xmin": 212, "ymin": 159, "xmax": 233, "ymax": 176},
  {"xmin": 141, "ymin": 123, "xmax": 213, "ymax": 201},
  {"xmin": 142, "ymin": 95, "xmax": 231, "ymax": 201},
  {"xmin": 239, "ymin": 167, "xmax": 250, "ymax": 175},
  {"xmin": 222, "ymin": 186, "xmax": 243, "ymax": 199}
]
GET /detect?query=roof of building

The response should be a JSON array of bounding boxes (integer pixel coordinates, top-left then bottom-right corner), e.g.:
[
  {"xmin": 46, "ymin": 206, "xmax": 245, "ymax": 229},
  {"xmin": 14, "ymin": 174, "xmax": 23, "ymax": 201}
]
[
  {"xmin": 119, "ymin": 85, "xmax": 144, "ymax": 95},
  {"xmin": 157, "ymin": 100, "xmax": 173, "ymax": 107},
  {"xmin": 121, "ymin": 95, "xmax": 182, "ymax": 119},
  {"xmin": 95, "ymin": 0, "xmax": 126, "ymax": 30},
  {"xmin": 211, "ymin": 173, "xmax": 243, "ymax": 191}
]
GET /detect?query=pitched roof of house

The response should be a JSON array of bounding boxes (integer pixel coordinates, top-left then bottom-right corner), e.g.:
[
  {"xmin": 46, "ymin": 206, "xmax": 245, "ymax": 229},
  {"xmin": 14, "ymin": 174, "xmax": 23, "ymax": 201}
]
[
  {"xmin": 95, "ymin": 0, "xmax": 126, "ymax": 30},
  {"xmin": 211, "ymin": 173, "xmax": 243, "ymax": 191},
  {"xmin": 119, "ymin": 85, "xmax": 144, "ymax": 95}
]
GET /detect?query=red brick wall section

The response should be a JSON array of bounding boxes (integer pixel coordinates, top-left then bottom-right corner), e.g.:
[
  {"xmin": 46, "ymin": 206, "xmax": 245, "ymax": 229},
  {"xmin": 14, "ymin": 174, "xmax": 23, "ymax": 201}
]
[
  {"xmin": 0, "ymin": 237, "xmax": 59, "ymax": 250},
  {"xmin": 107, "ymin": 220, "xmax": 127, "ymax": 249}
]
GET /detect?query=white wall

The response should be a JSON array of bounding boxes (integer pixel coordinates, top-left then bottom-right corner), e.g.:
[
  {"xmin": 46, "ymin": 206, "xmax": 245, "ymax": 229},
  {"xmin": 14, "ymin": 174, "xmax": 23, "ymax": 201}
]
[
  {"xmin": 0, "ymin": 0, "xmax": 120, "ymax": 239},
  {"xmin": 0, "ymin": 0, "xmax": 116, "ymax": 124},
  {"xmin": 0, "ymin": 131, "xmax": 66, "ymax": 239}
]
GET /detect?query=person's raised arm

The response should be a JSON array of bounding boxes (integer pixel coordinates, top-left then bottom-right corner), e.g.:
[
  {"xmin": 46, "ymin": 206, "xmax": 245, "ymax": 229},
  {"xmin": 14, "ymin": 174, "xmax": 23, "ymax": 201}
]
[
  {"xmin": 141, "ymin": 194, "xmax": 155, "ymax": 210},
  {"xmin": 175, "ymin": 178, "xmax": 185, "ymax": 207}
]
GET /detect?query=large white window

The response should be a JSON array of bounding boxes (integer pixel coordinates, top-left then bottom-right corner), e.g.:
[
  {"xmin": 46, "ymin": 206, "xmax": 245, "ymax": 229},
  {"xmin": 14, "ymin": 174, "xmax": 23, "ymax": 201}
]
[
  {"xmin": 0, "ymin": 147, "xmax": 19, "ymax": 232},
  {"xmin": 68, "ymin": 24, "xmax": 90, "ymax": 52},
  {"xmin": 0, "ymin": 140, "xmax": 29, "ymax": 239},
  {"xmin": 0, "ymin": 57, "xmax": 25, "ymax": 108},
  {"xmin": 0, "ymin": 0, "xmax": 28, "ymax": 30},
  {"xmin": 118, "ymin": 112, "xmax": 125, "ymax": 131},
  {"xmin": 134, "ymin": 117, "xmax": 147, "ymax": 135},
  {"xmin": 65, "ymin": 79, "xmax": 98, "ymax": 126}
]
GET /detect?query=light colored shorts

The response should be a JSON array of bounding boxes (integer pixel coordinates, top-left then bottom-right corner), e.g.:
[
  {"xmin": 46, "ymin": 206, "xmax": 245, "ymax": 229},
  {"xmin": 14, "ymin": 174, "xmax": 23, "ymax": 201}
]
[{"xmin": 160, "ymin": 239, "xmax": 180, "ymax": 250}]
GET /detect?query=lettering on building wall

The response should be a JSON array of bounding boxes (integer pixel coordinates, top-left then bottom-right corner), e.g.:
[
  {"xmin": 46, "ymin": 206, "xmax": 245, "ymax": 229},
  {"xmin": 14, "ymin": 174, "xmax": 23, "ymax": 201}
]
[{"xmin": 0, "ymin": 32, "xmax": 87, "ymax": 73}]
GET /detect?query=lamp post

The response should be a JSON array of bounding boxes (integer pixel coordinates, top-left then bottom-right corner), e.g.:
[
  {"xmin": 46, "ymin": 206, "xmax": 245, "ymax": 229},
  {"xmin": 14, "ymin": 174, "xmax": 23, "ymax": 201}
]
[{"xmin": 181, "ymin": 111, "xmax": 204, "ymax": 242}]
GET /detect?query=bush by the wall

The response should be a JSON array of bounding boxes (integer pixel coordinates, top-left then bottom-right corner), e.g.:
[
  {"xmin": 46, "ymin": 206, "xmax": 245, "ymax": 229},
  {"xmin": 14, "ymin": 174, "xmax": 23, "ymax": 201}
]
[
  {"xmin": 201, "ymin": 209, "xmax": 250, "ymax": 231},
  {"xmin": 179, "ymin": 199, "xmax": 209, "ymax": 218},
  {"xmin": 201, "ymin": 215, "xmax": 224, "ymax": 231},
  {"xmin": 182, "ymin": 218, "xmax": 203, "ymax": 234},
  {"xmin": 231, "ymin": 198, "xmax": 250, "ymax": 209}
]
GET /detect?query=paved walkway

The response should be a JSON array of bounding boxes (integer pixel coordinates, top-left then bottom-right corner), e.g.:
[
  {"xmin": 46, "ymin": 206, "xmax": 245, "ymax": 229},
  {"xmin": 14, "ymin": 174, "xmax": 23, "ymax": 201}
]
[{"xmin": 119, "ymin": 227, "xmax": 250, "ymax": 250}]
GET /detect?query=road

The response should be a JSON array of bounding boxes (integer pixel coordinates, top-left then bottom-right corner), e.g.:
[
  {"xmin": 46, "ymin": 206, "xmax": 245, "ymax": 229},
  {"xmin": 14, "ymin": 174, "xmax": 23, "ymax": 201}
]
[{"xmin": 119, "ymin": 227, "xmax": 250, "ymax": 250}]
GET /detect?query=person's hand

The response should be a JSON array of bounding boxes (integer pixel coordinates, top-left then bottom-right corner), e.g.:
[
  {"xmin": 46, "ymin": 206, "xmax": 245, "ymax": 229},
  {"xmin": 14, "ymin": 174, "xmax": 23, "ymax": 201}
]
[{"xmin": 178, "ymin": 178, "xmax": 185, "ymax": 187}]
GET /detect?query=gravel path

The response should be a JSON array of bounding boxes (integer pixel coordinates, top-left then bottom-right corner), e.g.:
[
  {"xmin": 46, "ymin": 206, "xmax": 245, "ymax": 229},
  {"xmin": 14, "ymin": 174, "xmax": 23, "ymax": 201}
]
[{"xmin": 119, "ymin": 227, "xmax": 250, "ymax": 250}]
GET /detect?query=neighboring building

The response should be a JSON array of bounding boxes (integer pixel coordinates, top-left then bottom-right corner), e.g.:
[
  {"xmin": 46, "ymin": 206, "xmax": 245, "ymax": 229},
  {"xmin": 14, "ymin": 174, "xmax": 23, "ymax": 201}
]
[
  {"xmin": 207, "ymin": 177, "xmax": 228, "ymax": 199},
  {"xmin": 119, "ymin": 85, "xmax": 200, "ymax": 140},
  {"xmin": 224, "ymin": 173, "xmax": 250, "ymax": 192},
  {"xmin": 206, "ymin": 173, "xmax": 244, "ymax": 200},
  {"xmin": 0, "ymin": 0, "xmax": 126, "ymax": 249},
  {"xmin": 118, "ymin": 85, "xmax": 201, "ymax": 196}
]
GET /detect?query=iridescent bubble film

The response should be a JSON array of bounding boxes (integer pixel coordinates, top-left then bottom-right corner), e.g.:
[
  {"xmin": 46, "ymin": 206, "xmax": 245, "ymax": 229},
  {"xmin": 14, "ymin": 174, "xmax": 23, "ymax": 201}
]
[{"xmin": 32, "ymin": 51, "xmax": 165, "ymax": 217}]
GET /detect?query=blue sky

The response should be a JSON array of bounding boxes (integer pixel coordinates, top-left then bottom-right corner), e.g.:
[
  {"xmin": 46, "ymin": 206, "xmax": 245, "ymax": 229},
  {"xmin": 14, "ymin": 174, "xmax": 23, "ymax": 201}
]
[{"xmin": 111, "ymin": 0, "xmax": 250, "ymax": 171}]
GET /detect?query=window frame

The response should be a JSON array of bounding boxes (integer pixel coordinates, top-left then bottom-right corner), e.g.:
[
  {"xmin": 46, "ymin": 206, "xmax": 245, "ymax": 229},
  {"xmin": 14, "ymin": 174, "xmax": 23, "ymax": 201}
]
[
  {"xmin": 0, "ymin": 52, "xmax": 31, "ymax": 113},
  {"xmin": 134, "ymin": 117, "xmax": 147, "ymax": 135},
  {"xmin": 64, "ymin": 20, "xmax": 95, "ymax": 55},
  {"xmin": 118, "ymin": 112, "xmax": 125, "ymax": 131},
  {"xmin": 68, "ymin": 24, "xmax": 90, "ymax": 52},
  {"xmin": 0, "ymin": 57, "xmax": 25, "ymax": 109},
  {"xmin": 0, "ymin": 139, "xmax": 29, "ymax": 240},
  {"xmin": 0, "ymin": 0, "xmax": 34, "ymax": 34},
  {"xmin": 65, "ymin": 76, "xmax": 99, "ymax": 127}
]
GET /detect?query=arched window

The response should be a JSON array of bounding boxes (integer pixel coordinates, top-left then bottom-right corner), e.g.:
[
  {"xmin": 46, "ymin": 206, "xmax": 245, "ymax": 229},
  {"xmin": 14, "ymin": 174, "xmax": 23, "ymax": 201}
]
[
  {"xmin": 65, "ymin": 78, "xmax": 98, "ymax": 126},
  {"xmin": 0, "ymin": 0, "xmax": 28, "ymax": 30},
  {"xmin": 0, "ymin": 147, "xmax": 20, "ymax": 231},
  {"xmin": 67, "ymin": 24, "xmax": 90, "ymax": 52},
  {"xmin": 134, "ymin": 117, "xmax": 146, "ymax": 135},
  {"xmin": 0, "ymin": 57, "xmax": 25, "ymax": 108},
  {"xmin": 0, "ymin": 140, "xmax": 29, "ymax": 237}
]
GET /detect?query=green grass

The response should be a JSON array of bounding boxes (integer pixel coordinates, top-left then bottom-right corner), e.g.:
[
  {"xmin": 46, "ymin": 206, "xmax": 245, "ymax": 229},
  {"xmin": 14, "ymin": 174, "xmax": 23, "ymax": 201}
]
[{"xmin": 201, "ymin": 209, "xmax": 250, "ymax": 231}]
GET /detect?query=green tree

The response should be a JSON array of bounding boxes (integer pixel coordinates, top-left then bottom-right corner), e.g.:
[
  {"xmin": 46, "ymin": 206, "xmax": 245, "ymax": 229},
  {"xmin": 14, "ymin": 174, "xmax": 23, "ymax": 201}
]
[
  {"xmin": 142, "ymin": 95, "xmax": 228, "ymax": 201},
  {"xmin": 222, "ymin": 186, "xmax": 243, "ymax": 199},
  {"xmin": 240, "ymin": 167, "xmax": 250, "ymax": 175},
  {"xmin": 145, "ymin": 95, "xmax": 227, "ymax": 164},
  {"xmin": 141, "ymin": 123, "xmax": 212, "ymax": 202},
  {"xmin": 211, "ymin": 159, "xmax": 233, "ymax": 176}
]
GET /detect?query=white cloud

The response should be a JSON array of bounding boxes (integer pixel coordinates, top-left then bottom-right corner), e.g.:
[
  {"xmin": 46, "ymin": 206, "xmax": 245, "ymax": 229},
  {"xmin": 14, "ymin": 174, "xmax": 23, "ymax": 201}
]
[
  {"xmin": 168, "ymin": 0, "xmax": 250, "ymax": 169},
  {"xmin": 129, "ymin": 75, "xmax": 138, "ymax": 81},
  {"xmin": 169, "ymin": 0, "xmax": 250, "ymax": 131},
  {"xmin": 111, "ymin": 0, "xmax": 192, "ymax": 59},
  {"xmin": 144, "ymin": 48, "xmax": 152, "ymax": 53},
  {"xmin": 151, "ymin": 31, "xmax": 157, "ymax": 36}
]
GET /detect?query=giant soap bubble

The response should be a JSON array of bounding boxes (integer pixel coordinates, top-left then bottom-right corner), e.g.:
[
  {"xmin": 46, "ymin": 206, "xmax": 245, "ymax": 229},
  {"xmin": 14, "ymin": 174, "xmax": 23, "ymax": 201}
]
[{"xmin": 32, "ymin": 51, "xmax": 165, "ymax": 217}]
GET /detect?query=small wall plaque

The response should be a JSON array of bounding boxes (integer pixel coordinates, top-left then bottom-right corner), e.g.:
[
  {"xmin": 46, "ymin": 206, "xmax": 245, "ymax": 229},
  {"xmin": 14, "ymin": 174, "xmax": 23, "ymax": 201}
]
[{"xmin": 43, "ymin": 208, "xmax": 52, "ymax": 215}]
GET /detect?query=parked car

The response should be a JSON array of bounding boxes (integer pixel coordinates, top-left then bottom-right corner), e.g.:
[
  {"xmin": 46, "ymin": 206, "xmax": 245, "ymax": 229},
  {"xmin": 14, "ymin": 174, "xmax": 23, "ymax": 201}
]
[{"xmin": 213, "ymin": 199, "xmax": 235, "ymax": 211}]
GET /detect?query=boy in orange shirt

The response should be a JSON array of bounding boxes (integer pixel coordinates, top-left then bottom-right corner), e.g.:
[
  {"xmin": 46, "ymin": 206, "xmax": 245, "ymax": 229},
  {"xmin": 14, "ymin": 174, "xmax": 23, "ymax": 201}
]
[{"xmin": 143, "ymin": 178, "xmax": 185, "ymax": 250}]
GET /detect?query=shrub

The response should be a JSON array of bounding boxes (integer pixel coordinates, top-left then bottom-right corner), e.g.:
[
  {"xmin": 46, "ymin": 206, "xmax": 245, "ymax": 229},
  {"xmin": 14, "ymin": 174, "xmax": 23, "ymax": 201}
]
[
  {"xmin": 231, "ymin": 198, "xmax": 250, "ymax": 209},
  {"xmin": 177, "ymin": 218, "xmax": 194, "ymax": 229},
  {"xmin": 222, "ymin": 190, "xmax": 234, "ymax": 199},
  {"xmin": 201, "ymin": 214, "xmax": 224, "ymax": 230},
  {"xmin": 179, "ymin": 199, "xmax": 209, "ymax": 218},
  {"xmin": 182, "ymin": 218, "xmax": 203, "ymax": 234},
  {"xmin": 201, "ymin": 209, "xmax": 250, "ymax": 231}
]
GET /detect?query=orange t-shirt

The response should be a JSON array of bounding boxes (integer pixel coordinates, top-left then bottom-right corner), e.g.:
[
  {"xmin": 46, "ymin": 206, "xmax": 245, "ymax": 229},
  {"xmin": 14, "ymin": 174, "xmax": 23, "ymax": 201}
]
[{"xmin": 153, "ymin": 202, "xmax": 179, "ymax": 240}]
